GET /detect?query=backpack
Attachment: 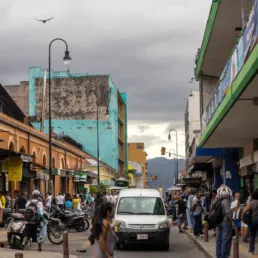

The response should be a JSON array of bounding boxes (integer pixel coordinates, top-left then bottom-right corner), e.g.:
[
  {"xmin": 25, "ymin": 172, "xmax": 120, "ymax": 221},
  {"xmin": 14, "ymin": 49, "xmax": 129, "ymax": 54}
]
[
  {"xmin": 25, "ymin": 201, "xmax": 38, "ymax": 222},
  {"xmin": 206, "ymin": 200, "xmax": 224, "ymax": 229}
]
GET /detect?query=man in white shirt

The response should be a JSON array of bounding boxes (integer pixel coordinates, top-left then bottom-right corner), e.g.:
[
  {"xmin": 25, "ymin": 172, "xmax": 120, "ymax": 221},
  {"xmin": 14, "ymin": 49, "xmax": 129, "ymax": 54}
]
[
  {"xmin": 56, "ymin": 192, "xmax": 65, "ymax": 210},
  {"xmin": 110, "ymin": 191, "xmax": 117, "ymax": 205}
]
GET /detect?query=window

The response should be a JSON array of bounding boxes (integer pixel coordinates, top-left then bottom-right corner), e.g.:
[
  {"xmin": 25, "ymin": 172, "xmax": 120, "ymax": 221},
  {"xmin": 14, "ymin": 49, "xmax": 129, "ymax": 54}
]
[
  {"xmin": 60, "ymin": 158, "xmax": 65, "ymax": 169},
  {"xmin": 20, "ymin": 146, "xmax": 25, "ymax": 153},
  {"xmin": 117, "ymin": 197, "xmax": 165, "ymax": 215},
  {"xmin": 136, "ymin": 144, "xmax": 143, "ymax": 150},
  {"xmin": 43, "ymin": 155, "xmax": 47, "ymax": 166},
  {"xmin": 33, "ymin": 152, "xmax": 36, "ymax": 162},
  {"xmin": 9, "ymin": 142, "xmax": 14, "ymax": 151},
  {"xmin": 52, "ymin": 158, "xmax": 55, "ymax": 168}
]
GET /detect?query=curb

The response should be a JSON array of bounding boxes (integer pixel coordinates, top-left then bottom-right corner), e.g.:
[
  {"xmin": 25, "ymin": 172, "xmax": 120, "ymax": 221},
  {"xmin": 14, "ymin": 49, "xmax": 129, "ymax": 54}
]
[{"xmin": 185, "ymin": 232, "xmax": 214, "ymax": 258}]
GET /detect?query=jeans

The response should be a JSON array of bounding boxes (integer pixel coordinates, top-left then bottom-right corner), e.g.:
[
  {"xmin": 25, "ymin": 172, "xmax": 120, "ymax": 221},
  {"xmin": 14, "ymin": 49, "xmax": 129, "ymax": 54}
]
[
  {"xmin": 216, "ymin": 220, "xmax": 232, "ymax": 258},
  {"xmin": 248, "ymin": 218, "xmax": 258, "ymax": 253},
  {"xmin": 186, "ymin": 209, "xmax": 194, "ymax": 229},
  {"xmin": 193, "ymin": 214, "xmax": 201, "ymax": 235}
]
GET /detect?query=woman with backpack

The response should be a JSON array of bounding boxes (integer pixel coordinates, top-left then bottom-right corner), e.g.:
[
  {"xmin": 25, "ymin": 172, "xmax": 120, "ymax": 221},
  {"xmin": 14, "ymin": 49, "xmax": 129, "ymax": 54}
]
[
  {"xmin": 191, "ymin": 192, "xmax": 204, "ymax": 237},
  {"xmin": 216, "ymin": 185, "xmax": 234, "ymax": 258}
]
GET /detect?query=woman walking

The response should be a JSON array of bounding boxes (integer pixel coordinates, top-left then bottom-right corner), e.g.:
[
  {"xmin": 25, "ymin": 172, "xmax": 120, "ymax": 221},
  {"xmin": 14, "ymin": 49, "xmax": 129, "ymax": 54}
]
[
  {"xmin": 91, "ymin": 203, "xmax": 116, "ymax": 258},
  {"xmin": 241, "ymin": 189, "xmax": 258, "ymax": 255}
]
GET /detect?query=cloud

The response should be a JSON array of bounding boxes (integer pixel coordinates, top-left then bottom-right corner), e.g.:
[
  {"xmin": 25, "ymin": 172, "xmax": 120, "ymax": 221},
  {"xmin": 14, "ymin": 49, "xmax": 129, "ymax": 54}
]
[{"xmin": 0, "ymin": 0, "xmax": 211, "ymax": 158}]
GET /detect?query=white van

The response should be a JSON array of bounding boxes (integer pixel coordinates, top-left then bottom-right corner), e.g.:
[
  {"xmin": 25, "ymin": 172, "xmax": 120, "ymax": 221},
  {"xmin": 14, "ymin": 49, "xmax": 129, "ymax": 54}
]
[{"xmin": 113, "ymin": 188, "xmax": 170, "ymax": 250}]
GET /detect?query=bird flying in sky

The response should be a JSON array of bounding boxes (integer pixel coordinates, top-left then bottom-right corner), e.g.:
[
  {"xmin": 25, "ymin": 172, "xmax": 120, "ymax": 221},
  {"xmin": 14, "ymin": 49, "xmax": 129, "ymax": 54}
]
[{"xmin": 35, "ymin": 17, "xmax": 54, "ymax": 24}]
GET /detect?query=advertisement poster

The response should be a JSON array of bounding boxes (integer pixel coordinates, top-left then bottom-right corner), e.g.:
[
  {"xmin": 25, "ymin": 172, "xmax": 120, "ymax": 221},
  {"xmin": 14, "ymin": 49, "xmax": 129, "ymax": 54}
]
[
  {"xmin": 8, "ymin": 157, "xmax": 23, "ymax": 182},
  {"xmin": 237, "ymin": 35, "xmax": 244, "ymax": 73},
  {"xmin": 219, "ymin": 60, "xmax": 231, "ymax": 96},
  {"xmin": 244, "ymin": 3, "xmax": 256, "ymax": 59}
]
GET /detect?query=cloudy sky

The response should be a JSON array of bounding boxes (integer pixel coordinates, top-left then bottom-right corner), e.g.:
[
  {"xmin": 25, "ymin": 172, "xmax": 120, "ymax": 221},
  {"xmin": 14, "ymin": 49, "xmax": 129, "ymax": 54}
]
[{"xmin": 0, "ymin": 0, "xmax": 211, "ymax": 159}]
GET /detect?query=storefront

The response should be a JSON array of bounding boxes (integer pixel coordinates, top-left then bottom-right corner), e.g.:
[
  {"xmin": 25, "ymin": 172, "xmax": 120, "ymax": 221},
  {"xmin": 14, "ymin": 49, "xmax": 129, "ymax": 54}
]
[{"xmin": 74, "ymin": 171, "xmax": 88, "ymax": 193}]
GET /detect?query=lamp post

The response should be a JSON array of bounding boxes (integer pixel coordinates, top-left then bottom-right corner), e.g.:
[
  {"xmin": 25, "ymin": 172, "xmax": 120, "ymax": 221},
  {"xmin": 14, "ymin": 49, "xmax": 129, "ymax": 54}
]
[
  {"xmin": 168, "ymin": 129, "xmax": 178, "ymax": 185},
  {"xmin": 48, "ymin": 38, "xmax": 71, "ymax": 193},
  {"xmin": 169, "ymin": 149, "xmax": 176, "ymax": 184}
]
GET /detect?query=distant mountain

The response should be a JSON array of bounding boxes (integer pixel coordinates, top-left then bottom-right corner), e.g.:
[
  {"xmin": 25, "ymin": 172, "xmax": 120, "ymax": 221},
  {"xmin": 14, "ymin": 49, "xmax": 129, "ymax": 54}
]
[{"xmin": 147, "ymin": 157, "xmax": 185, "ymax": 190}]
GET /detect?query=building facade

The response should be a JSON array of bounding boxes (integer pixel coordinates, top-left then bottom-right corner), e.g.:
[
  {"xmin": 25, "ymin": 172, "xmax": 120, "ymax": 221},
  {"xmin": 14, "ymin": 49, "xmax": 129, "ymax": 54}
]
[
  {"xmin": 128, "ymin": 142, "xmax": 147, "ymax": 187},
  {"xmin": 5, "ymin": 67, "xmax": 128, "ymax": 179},
  {"xmin": 189, "ymin": 0, "xmax": 258, "ymax": 192},
  {"xmin": 184, "ymin": 91, "xmax": 200, "ymax": 166}
]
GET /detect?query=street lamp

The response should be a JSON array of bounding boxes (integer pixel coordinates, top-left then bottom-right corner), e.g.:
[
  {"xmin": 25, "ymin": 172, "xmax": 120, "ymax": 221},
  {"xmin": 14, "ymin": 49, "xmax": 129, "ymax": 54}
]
[
  {"xmin": 168, "ymin": 129, "xmax": 178, "ymax": 185},
  {"xmin": 48, "ymin": 38, "xmax": 71, "ymax": 193},
  {"xmin": 96, "ymin": 88, "xmax": 110, "ymax": 185}
]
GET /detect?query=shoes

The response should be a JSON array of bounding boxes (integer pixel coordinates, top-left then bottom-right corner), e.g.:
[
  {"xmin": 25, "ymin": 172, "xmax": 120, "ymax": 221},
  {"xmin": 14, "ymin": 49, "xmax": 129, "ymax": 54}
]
[
  {"xmin": 187, "ymin": 229, "xmax": 193, "ymax": 233},
  {"xmin": 249, "ymin": 252, "xmax": 254, "ymax": 255},
  {"xmin": 179, "ymin": 230, "xmax": 184, "ymax": 233}
]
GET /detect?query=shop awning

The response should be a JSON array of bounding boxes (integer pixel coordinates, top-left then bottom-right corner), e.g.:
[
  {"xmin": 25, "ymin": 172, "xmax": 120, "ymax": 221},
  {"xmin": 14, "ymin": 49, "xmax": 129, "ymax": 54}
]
[
  {"xmin": 74, "ymin": 172, "xmax": 88, "ymax": 182},
  {"xmin": 189, "ymin": 163, "xmax": 213, "ymax": 173},
  {"xmin": 87, "ymin": 171, "xmax": 98, "ymax": 179},
  {"xmin": 183, "ymin": 177, "xmax": 202, "ymax": 185},
  {"xmin": 43, "ymin": 168, "xmax": 60, "ymax": 175},
  {"xmin": 190, "ymin": 148, "xmax": 224, "ymax": 164}
]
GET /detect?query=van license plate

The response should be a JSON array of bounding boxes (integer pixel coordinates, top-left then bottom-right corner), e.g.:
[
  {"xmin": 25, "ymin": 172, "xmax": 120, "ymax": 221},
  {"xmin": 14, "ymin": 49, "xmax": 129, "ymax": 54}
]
[{"xmin": 137, "ymin": 234, "xmax": 148, "ymax": 240}]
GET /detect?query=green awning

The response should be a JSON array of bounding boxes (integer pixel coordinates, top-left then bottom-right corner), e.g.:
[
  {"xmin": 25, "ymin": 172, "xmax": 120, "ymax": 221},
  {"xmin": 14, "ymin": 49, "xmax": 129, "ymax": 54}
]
[{"xmin": 74, "ymin": 172, "xmax": 88, "ymax": 182}]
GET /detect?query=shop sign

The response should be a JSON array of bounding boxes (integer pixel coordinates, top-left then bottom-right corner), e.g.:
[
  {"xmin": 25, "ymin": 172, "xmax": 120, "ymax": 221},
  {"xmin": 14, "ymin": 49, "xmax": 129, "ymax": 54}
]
[
  {"xmin": 66, "ymin": 171, "xmax": 74, "ymax": 177},
  {"xmin": 8, "ymin": 157, "xmax": 23, "ymax": 182},
  {"xmin": 92, "ymin": 179, "xmax": 98, "ymax": 185},
  {"xmin": 74, "ymin": 172, "xmax": 88, "ymax": 182},
  {"xmin": 21, "ymin": 154, "xmax": 33, "ymax": 163},
  {"xmin": 60, "ymin": 170, "xmax": 67, "ymax": 177}
]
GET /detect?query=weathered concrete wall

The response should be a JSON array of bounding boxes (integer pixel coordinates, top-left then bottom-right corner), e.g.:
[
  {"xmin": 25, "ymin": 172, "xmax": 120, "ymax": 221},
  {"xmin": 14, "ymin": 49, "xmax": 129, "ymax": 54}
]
[
  {"xmin": 29, "ymin": 67, "xmax": 127, "ymax": 172},
  {"xmin": 4, "ymin": 81, "xmax": 29, "ymax": 115},
  {"xmin": 34, "ymin": 76, "xmax": 110, "ymax": 120}
]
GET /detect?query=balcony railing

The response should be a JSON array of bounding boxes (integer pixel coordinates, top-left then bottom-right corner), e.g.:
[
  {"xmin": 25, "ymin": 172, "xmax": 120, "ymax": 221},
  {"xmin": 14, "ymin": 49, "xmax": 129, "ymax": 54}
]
[{"xmin": 202, "ymin": 2, "xmax": 257, "ymax": 134}]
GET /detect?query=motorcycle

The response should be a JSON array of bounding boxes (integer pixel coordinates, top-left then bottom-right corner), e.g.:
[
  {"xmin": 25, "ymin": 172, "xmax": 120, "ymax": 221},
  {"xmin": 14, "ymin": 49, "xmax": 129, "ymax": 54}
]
[
  {"xmin": 6, "ymin": 212, "xmax": 65, "ymax": 249},
  {"xmin": 43, "ymin": 212, "xmax": 66, "ymax": 245},
  {"xmin": 6, "ymin": 213, "xmax": 26, "ymax": 249},
  {"xmin": 62, "ymin": 210, "xmax": 90, "ymax": 231},
  {"xmin": 51, "ymin": 208, "xmax": 87, "ymax": 232}
]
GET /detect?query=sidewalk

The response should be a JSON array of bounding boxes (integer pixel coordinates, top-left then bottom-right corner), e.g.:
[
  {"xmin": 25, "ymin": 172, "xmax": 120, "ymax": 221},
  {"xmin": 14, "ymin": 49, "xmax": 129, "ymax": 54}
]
[
  {"xmin": 186, "ymin": 230, "xmax": 258, "ymax": 258},
  {"xmin": 0, "ymin": 249, "xmax": 78, "ymax": 258}
]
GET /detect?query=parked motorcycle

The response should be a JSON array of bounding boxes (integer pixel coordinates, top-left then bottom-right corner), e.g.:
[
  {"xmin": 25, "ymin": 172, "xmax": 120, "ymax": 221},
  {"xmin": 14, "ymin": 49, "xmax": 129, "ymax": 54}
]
[
  {"xmin": 63, "ymin": 210, "xmax": 90, "ymax": 231},
  {"xmin": 6, "ymin": 212, "xmax": 66, "ymax": 249},
  {"xmin": 51, "ymin": 208, "xmax": 87, "ymax": 232},
  {"xmin": 43, "ymin": 212, "xmax": 66, "ymax": 245},
  {"xmin": 6, "ymin": 213, "xmax": 26, "ymax": 249}
]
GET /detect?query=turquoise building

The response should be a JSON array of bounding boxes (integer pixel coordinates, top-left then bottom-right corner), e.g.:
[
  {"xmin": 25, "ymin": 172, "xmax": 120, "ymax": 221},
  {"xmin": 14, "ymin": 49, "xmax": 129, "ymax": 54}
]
[{"xmin": 28, "ymin": 67, "xmax": 128, "ymax": 181}]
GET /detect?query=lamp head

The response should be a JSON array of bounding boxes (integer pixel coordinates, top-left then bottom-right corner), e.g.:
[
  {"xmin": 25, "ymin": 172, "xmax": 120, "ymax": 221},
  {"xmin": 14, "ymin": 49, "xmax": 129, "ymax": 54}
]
[
  {"xmin": 168, "ymin": 134, "xmax": 171, "ymax": 141},
  {"xmin": 63, "ymin": 50, "xmax": 72, "ymax": 66}
]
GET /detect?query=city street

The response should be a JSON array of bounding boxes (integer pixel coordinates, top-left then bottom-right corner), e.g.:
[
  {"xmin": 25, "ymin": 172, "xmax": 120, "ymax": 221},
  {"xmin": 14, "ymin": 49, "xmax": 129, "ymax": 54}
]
[
  {"xmin": 0, "ymin": 228, "xmax": 91, "ymax": 256},
  {"xmin": 0, "ymin": 226, "xmax": 205, "ymax": 258},
  {"xmin": 84, "ymin": 226, "xmax": 205, "ymax": 258}
]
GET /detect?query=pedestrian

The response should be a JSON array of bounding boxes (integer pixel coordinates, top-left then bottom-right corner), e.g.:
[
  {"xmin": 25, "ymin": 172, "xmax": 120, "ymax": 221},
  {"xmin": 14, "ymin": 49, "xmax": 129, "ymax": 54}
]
[
  {"xmin": 241, "ymin": 189, "xmax": 258, "ymax": 255},
  {"xmin": 191, "ymin": 191, "xmax": 203, "ymax": 237},
  {"xmin": 168, "ymin": 195, "xmax": 177, "ymax": 222},
  {"xmin": 186, "ymin": 190, "xmax": 195, "ymax": 233},
  {"xmin": 216, "ymin": 185, "xmax": 234, "ymax": 258},
  {"xmin": 110, "ymin": 191, "xmax": 117, "ymax": 206},
  {"xmin": 15, "ymin": 190, "xmax": 27, "ymax": 211},
  {"xmin": 176, "ymin": 196, "xmax": 186, "ymax": 233},
  {"xmin": 0, "ymin": 191, "xmax": 6, "ymax": 208},
  {"xmin": 65, "ymin": 196, "xmax": 73, "ymax": 211},
  {"xmin": 72, "ymin": 194, "xmax": 81, "ymax": 212},
  {"xmin": 5, "ymin": 191, "xmax": 11, "ymax": 208},
  {"xmin": 21, "ymin": 190, "xmax": 44, "ymax": 252},
  {"xmin": 94, "ymin": 192, "xmax": 105, "ymax": 212},
  {"xmin": 231, "ymin": 192, "xmax": 241, "ymax": 228},
  {"xmin": 56, "ymin": 192, "xmax": 65, "ymax": 210},
  {"xmin": 45, "ymin": 192, "xmax": 52, "ymax": 212},
  {"xmin": 91, "ymin": 202, "xmax": 116, "ymax": 258}
]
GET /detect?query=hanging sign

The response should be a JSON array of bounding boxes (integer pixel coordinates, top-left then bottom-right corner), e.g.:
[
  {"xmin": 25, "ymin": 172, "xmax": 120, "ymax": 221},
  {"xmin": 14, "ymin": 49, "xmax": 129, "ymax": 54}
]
[{"xmin": 8, "ymin": 157, "xmax": 23, "ymax": 182}]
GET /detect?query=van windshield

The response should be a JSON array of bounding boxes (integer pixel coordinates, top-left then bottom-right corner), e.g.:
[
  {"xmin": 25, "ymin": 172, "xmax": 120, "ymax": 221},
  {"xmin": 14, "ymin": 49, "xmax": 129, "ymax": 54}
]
[{"xmin": 117, "ymin": 197, "xmax": 165, "ymax": 215}]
